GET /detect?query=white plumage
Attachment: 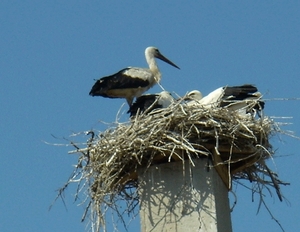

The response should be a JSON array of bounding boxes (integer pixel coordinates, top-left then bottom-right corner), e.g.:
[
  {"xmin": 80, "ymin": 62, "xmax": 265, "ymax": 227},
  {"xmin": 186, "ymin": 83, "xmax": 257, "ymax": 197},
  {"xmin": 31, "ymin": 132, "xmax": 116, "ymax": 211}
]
[
  {"xmin": 89, "ymin": 47, "xmax": 180, "ymax": 106},
  {"xmin": 128, "ymin": 91, "xmax": 174, "ymax": 117},
  {"xmin": 185, "ymin": 85, "xmax": 264, "ymax": 112}
]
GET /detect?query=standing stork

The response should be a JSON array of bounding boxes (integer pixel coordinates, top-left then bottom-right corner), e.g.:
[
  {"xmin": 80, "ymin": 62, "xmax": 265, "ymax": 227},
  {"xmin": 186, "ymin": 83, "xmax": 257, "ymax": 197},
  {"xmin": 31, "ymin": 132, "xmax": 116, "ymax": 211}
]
[
  {"xmin": 127, "ymin": 91, "xmax": 174, "ymax": 117},
  {"xmin": 185, "ymin": 84, "xmax": 264, "ymax": 111},
  {"xmin": 89, "ymin": 47, "xmax": 180, "ymax": 106}
]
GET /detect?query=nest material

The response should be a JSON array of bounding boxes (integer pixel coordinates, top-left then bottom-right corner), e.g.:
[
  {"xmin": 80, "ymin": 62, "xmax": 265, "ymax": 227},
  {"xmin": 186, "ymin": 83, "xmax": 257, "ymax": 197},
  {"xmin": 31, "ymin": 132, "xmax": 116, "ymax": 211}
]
[{"xmin": 67, "ymin": 98, "xmax": 288, "ymax": 230}]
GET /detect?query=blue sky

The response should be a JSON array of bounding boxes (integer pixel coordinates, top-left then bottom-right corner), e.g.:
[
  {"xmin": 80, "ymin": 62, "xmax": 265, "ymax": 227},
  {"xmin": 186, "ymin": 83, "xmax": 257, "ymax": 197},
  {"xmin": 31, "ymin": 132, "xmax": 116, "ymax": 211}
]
[{"xmin": 1, "ymin": 1, "xmax": 299, "ymax": 231}]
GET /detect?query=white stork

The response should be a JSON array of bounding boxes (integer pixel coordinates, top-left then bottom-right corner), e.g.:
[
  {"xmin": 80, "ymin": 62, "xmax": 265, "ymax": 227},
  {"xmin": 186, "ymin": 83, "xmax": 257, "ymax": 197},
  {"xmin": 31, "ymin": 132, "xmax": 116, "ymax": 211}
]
[
  {"xmin": 185, "ymin": 84, "xmax": 264, "ymax": 111},
  {"xmin": 127, "ymin": 91, "xmax": 174, "ymax": 117},
  {"xmin": 89, "ymin": 47, "xmax": 180, "ymax": 106}
]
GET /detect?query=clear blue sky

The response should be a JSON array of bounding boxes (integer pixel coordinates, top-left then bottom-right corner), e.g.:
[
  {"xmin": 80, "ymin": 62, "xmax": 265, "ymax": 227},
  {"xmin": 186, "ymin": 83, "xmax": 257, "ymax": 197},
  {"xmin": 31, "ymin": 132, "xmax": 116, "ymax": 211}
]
[{"xmin": 1, "ymin": 1, "xmax": 299, "ymax": 232}]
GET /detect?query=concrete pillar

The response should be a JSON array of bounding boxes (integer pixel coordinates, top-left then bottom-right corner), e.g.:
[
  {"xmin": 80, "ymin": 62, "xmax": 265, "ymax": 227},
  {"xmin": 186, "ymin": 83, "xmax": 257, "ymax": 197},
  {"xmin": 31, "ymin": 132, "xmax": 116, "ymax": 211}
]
[{"xmin": 138, "ymin": 159, "xmax": 232, "ymax": 232}]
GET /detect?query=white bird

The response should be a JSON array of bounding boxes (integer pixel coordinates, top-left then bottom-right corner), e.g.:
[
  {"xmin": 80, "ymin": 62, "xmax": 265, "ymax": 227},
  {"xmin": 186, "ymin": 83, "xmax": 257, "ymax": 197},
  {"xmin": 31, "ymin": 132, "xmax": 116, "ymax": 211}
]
[
  {"xmin": 89, "ymin": 47, "xmax": 180, "ymax": 106},
  {"xmin": 185, "ymin": 90, "xmax": 203, "ymax": 102},
  {"xmin": 127, "ymin": 91, "xmax": 174, "ymax": 117},
  {"xmin": 185, "ymin": 84, "xmax": 264, "ymax": 111}
]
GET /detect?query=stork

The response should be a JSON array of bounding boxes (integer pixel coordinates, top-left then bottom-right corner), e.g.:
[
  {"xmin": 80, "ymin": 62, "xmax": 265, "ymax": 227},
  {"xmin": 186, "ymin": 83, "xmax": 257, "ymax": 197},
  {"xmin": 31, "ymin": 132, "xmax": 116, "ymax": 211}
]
[
  {"xmin": 89, "ymin": 47, "xmax": 180, "ymax": 106},
  {"xmin": 185, "ymin": 84, "xmax": 264, "ymax": 111},
  {"xmin": 127, "ymin": 91, "xmax": 174, "ymax": 117}
]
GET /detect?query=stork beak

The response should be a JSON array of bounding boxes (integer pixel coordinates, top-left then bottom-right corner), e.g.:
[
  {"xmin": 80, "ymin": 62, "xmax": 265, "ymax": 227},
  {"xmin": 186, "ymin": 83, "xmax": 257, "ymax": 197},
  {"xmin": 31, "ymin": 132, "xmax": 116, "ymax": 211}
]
[{"xmin": 156, "ymin": 52, "xmax": 180, "ymax": 69}]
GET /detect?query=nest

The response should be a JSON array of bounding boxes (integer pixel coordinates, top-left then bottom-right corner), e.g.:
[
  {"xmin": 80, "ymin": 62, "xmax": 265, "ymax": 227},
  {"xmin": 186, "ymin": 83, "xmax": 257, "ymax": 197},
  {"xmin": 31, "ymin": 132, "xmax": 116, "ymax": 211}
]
[{"xmin": 62, "ymin": 98, "xmax": 289, "ymax": 231}]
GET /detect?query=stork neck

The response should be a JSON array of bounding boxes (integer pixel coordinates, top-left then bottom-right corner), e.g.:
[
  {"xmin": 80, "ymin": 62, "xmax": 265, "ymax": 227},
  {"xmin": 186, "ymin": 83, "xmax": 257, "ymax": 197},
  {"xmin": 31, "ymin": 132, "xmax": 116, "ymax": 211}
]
[{"xmin": 147, "ymin": 58, "xmax": 161, "ymax": 82}]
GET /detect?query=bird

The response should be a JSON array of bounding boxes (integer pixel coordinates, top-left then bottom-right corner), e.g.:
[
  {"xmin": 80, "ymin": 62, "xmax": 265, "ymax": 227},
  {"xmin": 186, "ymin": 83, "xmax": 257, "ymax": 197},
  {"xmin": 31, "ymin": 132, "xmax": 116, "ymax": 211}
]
[
  {"xmin": 89, "ymin": 47, "xmax": 180, "ymax": 106},
  {"xmin": 185, "ymin": 84, "xmax": 264, "ymax": 111},
  {"xmin": 127, "ymin": 91, "xmax": 174, "ymax": 117},
  {"xmin": 184, "ymin": 90, "xmax": 203, "ymax": 103}
]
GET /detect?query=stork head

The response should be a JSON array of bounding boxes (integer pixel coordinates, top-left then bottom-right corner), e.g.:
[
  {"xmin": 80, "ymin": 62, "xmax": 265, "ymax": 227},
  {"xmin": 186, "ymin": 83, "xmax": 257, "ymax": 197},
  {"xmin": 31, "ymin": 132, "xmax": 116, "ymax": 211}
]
[
  {"xmin": 158, "ymin": 91, "xmax": 174, "ymax": 107},
  {"xmin": 145, "ymin": 46, "xmax": 180, "ymax": 69},
  {"xmin": 186, "ymin": 90, "xmax": 203, "ymax": 100}
]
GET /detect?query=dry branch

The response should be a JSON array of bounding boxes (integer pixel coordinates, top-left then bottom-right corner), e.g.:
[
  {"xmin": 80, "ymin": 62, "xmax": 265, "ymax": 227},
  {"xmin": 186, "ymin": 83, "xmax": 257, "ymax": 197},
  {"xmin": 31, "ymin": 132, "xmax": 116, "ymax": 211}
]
[{"xmin": 61, "ymin": 97, "xmax": 289, "ymax": 231}]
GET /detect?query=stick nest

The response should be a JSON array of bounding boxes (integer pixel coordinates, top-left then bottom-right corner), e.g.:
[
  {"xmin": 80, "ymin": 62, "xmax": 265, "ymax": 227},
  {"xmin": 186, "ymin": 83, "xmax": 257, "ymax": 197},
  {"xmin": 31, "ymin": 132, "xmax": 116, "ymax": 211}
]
[{"xmin": 65, "ymin": 98, "xmax": 289, "ymax": 231}]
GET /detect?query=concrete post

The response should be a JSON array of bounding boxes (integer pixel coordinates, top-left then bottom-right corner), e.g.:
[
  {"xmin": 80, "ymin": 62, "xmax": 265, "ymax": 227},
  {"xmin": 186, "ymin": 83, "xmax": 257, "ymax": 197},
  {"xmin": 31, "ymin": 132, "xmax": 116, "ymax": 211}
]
[{"xmin": 138, "ymin": 159, "xmax": 232, "ymax": 232}]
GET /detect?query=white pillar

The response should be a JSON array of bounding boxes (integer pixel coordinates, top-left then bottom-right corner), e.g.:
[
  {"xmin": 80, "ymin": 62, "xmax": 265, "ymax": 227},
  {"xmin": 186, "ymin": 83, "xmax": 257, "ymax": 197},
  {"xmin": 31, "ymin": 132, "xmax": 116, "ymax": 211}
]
[{"xmin": 138, "ymin": 159, "xmax": 232, "ymax": 232}]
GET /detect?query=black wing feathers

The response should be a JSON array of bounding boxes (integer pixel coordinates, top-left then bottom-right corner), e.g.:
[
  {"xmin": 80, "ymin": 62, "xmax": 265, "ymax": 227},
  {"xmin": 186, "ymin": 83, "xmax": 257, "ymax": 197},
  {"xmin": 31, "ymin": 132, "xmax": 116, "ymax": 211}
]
[
  {"xmin": 221, "ymin": 84, "xmax": 264, "ymax": 110},
  {"xmin": 223, "ymin": 85, "xmax": 258, "ymax": 100},
  {"xmin": 127, "ymin": 94, "xmax": 160, "ymax": 117},
  {"xmin": 89, "ymin": 68, "xmax": 150, "ymax": 96}
]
